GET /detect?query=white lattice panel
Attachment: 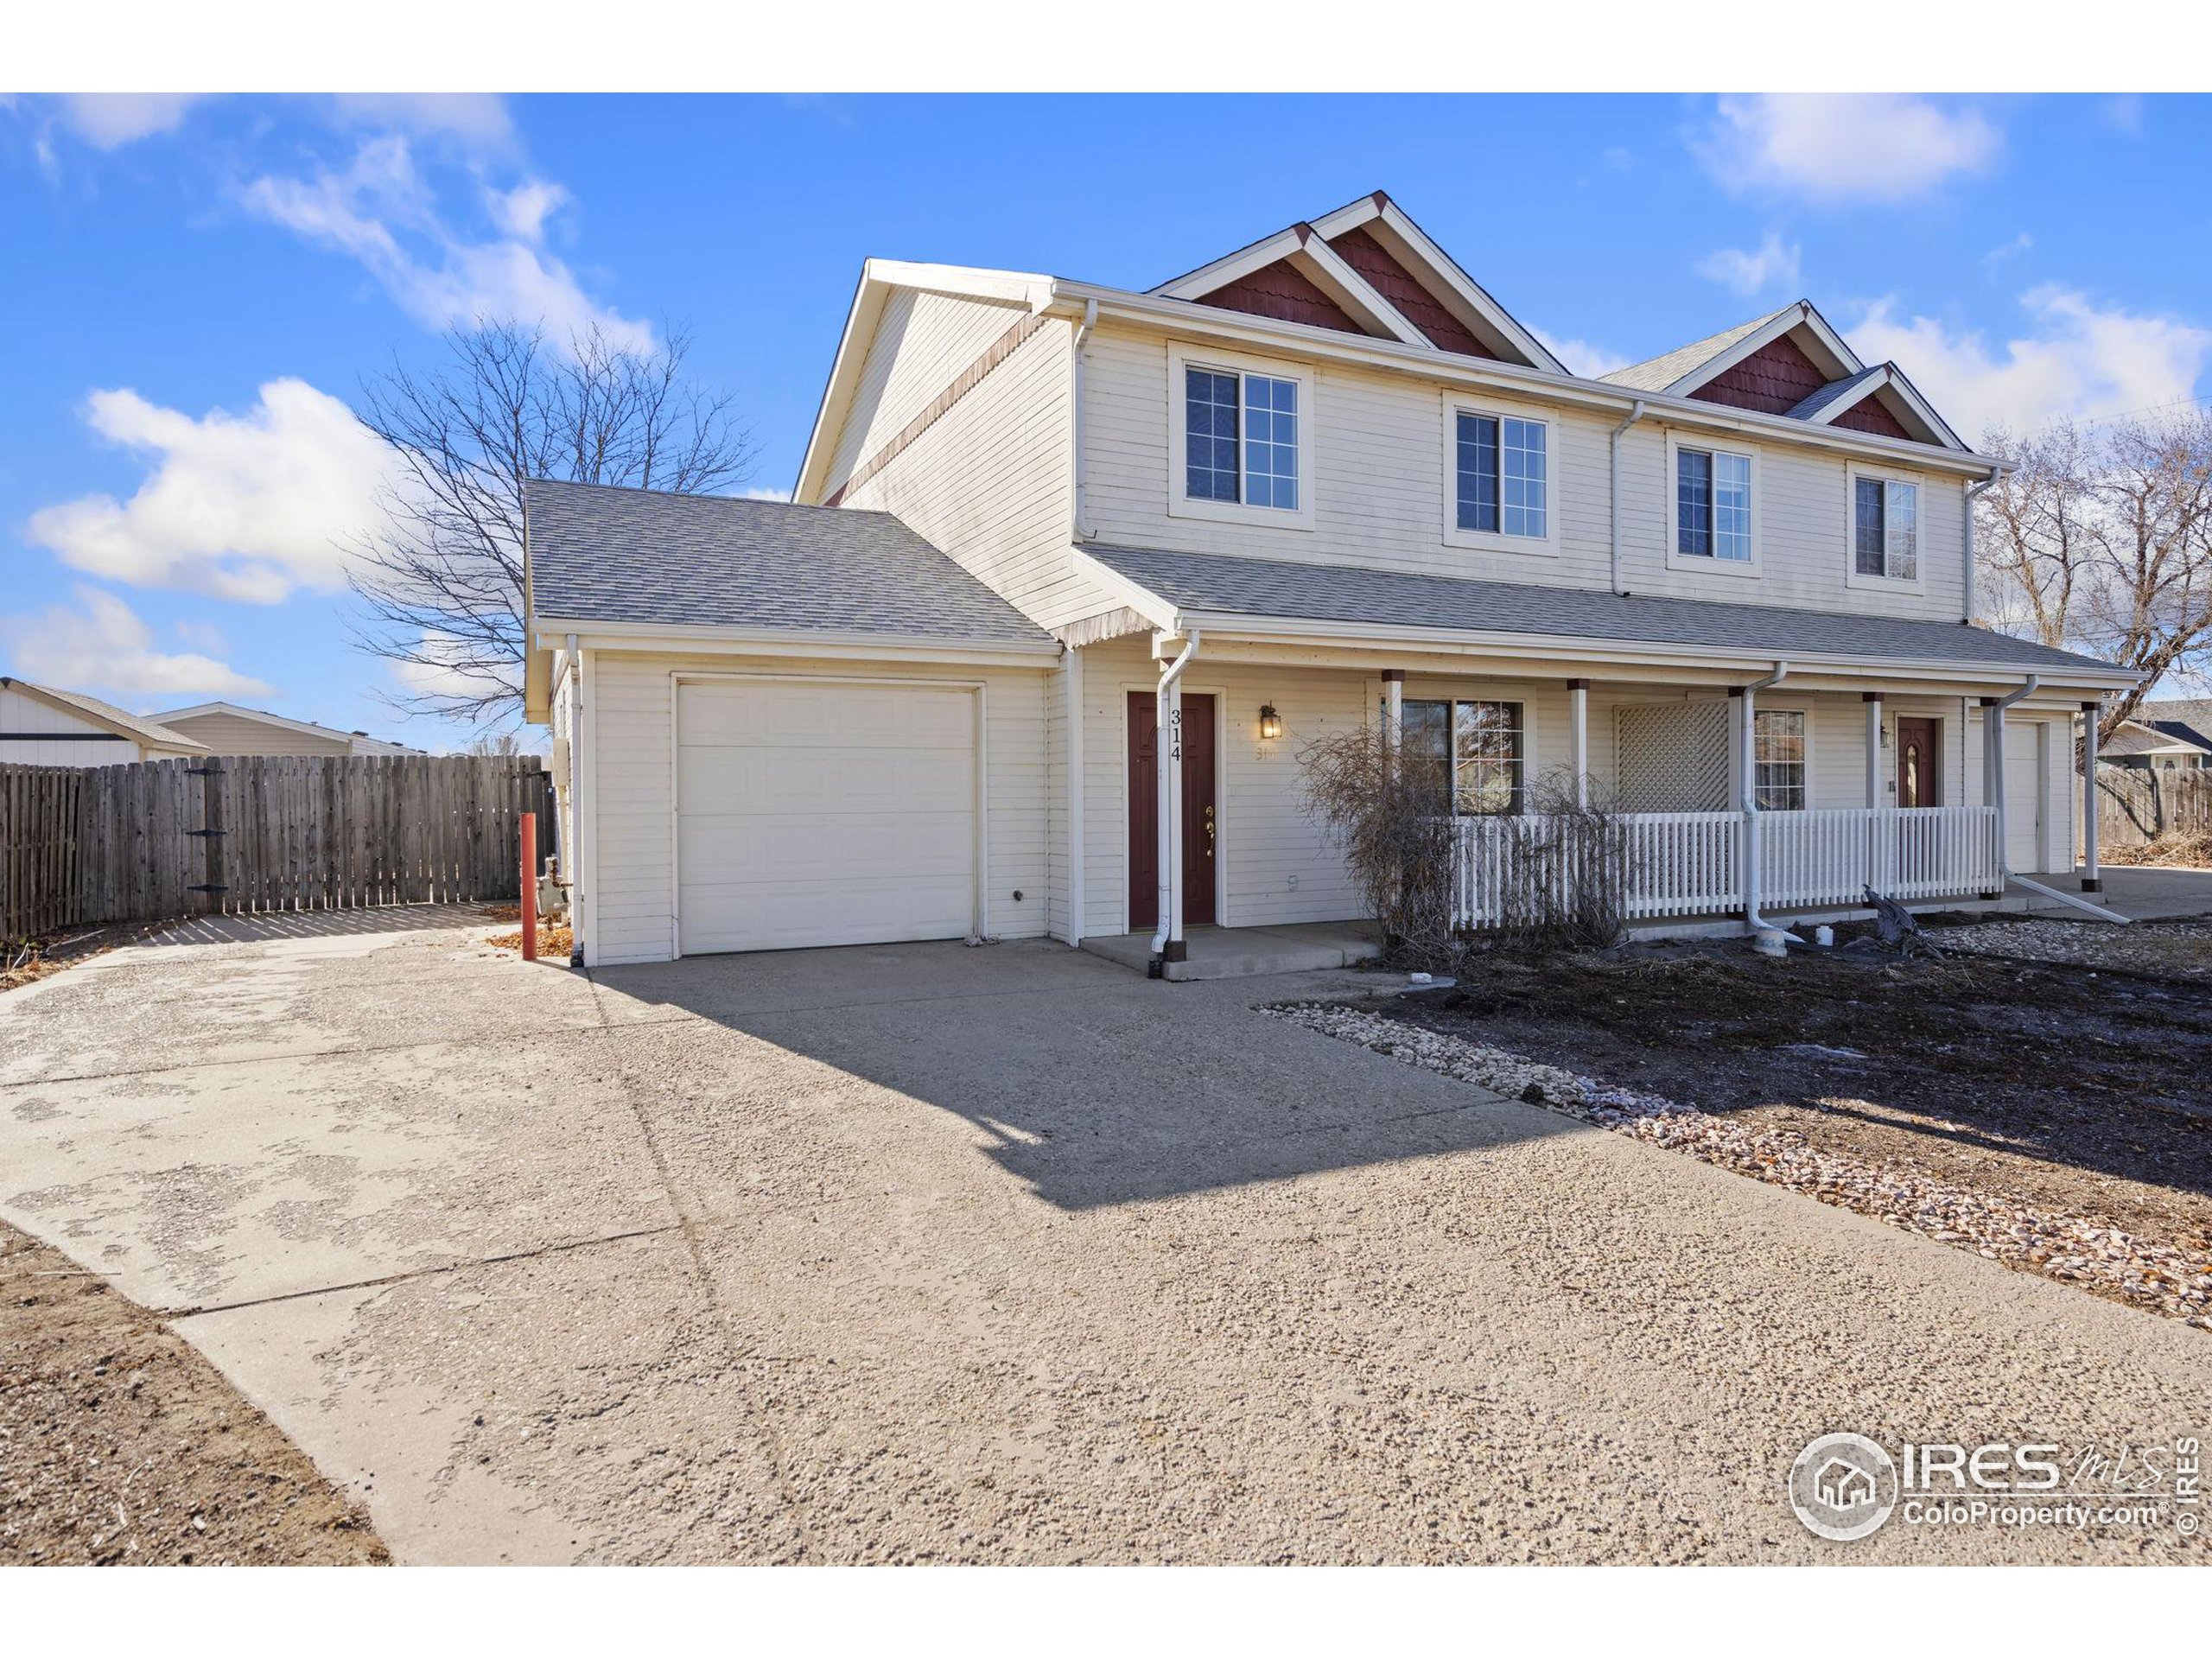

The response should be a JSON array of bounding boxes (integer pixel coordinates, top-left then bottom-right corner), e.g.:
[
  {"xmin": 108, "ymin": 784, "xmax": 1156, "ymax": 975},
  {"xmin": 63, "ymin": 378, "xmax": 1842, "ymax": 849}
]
[{"xmin": 1614, "ymin": 701, "xmax": 1732, "ymax": 812}]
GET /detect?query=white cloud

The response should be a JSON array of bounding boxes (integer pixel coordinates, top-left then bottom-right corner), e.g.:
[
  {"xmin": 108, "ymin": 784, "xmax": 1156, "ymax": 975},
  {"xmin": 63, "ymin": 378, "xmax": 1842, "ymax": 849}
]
[
  {"xmin": 27, "ymin": 378, "xmax": 391, "ymax": 604},
  {"xmin": 327, "ymin": 93, "xmax": 516, "ymax": 150},
  {"xmin": 53, "ymin": 93, "xmax": 207, "ymax": 149},
  {"xmin": 0, "ymin": 588, "xmax": 270, "ymax": 702},
  {"xmin": 1981, "ymin": 232, "xmax": 2035, "ymax": 268},
  {"xmin": 1696, "ymin": 232, "xmax": 1802, "ymax": 298},
  {"xmin": 388, "ymin": 630, "xmax": 520, "ymax": 706},
  {"xmin": 1848, "ymin": 285, "xmax": 2212, "ymax": 438},
  {"xmin": 241, "ymin": 137, "xmax": 651, "ymax": 352},
  {"xmin": 1535, "ymin": 329, "xmax": 1629, "ymax": 379},
  {"xmin": 1698, "ymin": 95, "xmax": 2000, "ymax": 202},
  {"xmin": 741, "ymin": 486, "xmax": 794, "ymax": 502}
]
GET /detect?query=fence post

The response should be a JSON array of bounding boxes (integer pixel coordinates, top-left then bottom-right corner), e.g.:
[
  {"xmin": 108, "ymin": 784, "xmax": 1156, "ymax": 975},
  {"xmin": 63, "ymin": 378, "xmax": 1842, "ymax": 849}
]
[
  {"xmin": 188, "ymin": 760, "xmax": 226, "ymax": 916},
  {"xmin": 520, "ymin": 810, "xmax": 537, "ymax": 962}
]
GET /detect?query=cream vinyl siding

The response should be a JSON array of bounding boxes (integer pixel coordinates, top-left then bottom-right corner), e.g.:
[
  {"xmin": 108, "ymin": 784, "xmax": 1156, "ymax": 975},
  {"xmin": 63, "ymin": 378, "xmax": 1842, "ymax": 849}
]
[
  {"xmin": 839, "ymin": 311, "xmax": 1112, "ymax": 631},
  {"xmin": 823, "ymin": 289, "xmax": 1037, "ymax": 489},
  {"xmin": 1080, "ymin": 322, "xmax": 1969, "ymax": 625},
  {"xmin": 157, "ymin": 709, "xmax": 353, "ymax": 756},
  {"xmin": 583, "ymin": 650, "xmax": 1052, "ymax": 967}
]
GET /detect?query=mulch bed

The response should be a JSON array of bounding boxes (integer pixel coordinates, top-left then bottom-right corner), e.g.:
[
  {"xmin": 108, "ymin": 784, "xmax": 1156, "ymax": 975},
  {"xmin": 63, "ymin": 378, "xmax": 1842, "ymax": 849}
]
[{"xmin": 0, "ymin": 1223, "xmax": 388, "ymax": 1565}]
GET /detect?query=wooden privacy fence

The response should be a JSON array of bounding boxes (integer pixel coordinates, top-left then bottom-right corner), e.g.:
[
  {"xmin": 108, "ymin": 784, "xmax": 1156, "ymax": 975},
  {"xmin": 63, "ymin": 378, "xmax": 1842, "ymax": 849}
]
[
  {"xmin": 2, "ymin": 753, "xmax": 550, "ymax": 939},
  {"xmin": 2092, "ymin": 766, "xmax": 2212, "ymax": 850}
]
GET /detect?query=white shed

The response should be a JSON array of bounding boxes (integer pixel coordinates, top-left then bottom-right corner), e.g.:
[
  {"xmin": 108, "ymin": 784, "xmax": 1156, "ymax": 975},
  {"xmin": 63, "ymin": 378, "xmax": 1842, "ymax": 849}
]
[{"xmin": 0, "ymin": 677, "xmax": 209, "ymax": 766}]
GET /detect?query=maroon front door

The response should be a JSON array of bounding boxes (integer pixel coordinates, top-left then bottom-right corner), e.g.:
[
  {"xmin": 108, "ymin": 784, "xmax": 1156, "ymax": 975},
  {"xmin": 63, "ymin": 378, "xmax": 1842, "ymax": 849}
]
[
  {"xmin": 1896, "ymin": 717, "xmax": 1941, "ymax": 808},
  {"xmin": 1128, "ymin": 691, "xmax": 1217, "ymax": 930}
]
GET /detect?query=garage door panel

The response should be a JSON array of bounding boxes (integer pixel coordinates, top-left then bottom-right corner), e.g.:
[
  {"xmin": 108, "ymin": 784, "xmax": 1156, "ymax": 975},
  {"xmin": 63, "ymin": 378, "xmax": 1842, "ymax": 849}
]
[{"xmin": 675, "ymin": 680, "xmax": 979, "ymax": 955}]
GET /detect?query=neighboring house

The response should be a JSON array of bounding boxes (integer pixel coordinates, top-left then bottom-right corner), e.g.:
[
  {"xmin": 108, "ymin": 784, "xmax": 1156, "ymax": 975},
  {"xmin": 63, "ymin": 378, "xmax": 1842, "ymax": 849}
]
[
  {"xmin": 2103, "ymin": 701, "xmax": 2212, "ymax": 772},
  {"xmin": 524, "ymin": 190, "xmax": 2131, "ymax": 969},
  {"xmin": 0, "ymin": 677, "xmax": 208, "ymax": 765},
  {"xmin": 150, "ymin": 702, "xmax": 422, "ymax": 757}
]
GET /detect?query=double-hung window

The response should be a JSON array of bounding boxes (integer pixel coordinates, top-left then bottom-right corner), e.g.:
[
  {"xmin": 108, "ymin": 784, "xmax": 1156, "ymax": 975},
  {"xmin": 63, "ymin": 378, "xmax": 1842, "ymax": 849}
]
[
  {"xmin": 1452, "ymin": 409, "xmax": 1548, "ymax": 544},
  {"xmin": 1675, "ymin": 445, "xmax": 1754, "ymax": 564},
  {"xmin": 1753, "ymin": 710, "xmax": 1807, "ymax": 811},
  {"xmin": 1402, "ymin": 698, "xmax": 1525, "ymax": 816},
  {"xmin": 1182, "ymin": 363, "xmax": 1300, "ymax": 512},
  {"xmin": 1852, "ymin": 474, "xmax": 1918, "ymax": 582}
]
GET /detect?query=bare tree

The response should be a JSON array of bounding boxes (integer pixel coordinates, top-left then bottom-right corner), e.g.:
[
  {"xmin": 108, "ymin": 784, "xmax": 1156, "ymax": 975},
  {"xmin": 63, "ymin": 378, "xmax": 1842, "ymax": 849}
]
[
  {"xmin": 350, "ymin": 321, "xmax": 756, "ymax": 729},
  {"xmin": 467, "ymin": 731, "xmax": 524, "ymax": 758},
  {"xmin": 1978, "ymin": 408, "xmax": 2212, "ymax": 739}
]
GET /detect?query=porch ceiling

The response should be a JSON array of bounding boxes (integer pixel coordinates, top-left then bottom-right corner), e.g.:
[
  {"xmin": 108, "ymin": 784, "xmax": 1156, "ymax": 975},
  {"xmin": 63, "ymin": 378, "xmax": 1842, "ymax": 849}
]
[{"xmin": 1076, "ymin": 544, "xmax": 2133, "ymax": 692}]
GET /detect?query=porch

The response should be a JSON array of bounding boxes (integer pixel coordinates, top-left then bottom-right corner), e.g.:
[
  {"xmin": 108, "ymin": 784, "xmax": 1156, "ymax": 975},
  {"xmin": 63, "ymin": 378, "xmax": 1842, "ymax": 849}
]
[{"xmin": 1080, "ymin": 918, "xmax": 1382, "ymax": 982}]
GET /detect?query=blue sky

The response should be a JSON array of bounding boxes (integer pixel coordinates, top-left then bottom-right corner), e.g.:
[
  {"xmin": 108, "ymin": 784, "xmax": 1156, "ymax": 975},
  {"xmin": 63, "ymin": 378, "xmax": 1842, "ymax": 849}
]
[{"xmin": 3, "ymin": 92, "xmax": 2206, "ymax": 746}]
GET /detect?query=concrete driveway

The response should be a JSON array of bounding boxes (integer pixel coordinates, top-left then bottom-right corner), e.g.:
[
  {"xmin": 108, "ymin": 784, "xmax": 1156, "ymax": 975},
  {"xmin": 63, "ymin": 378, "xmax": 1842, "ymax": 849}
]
[{"xmin": 1, "ymin": 910, "xmax": 2202, "ymax": 1563}]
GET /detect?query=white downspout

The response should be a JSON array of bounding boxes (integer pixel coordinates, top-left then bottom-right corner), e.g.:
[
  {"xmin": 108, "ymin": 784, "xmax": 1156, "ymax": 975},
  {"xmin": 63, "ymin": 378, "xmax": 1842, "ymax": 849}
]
[
  {"xmin": 1071, "ymin": 299, "xmax": 1098, "ymax": 543},
  {"xmin": 1065, "ymin": 645, "xmax": 1085, "ymax": 946},
  {"xmin": 1149, "ymin": 628, "xmax": 1200, "ymax": 963},
  {"xmin": 2079, "ymin": 697, "xmax": 2102, "ymax": 894},
  {"xmin": 565, "ymin": 631, "xmax": 586, "ymax": 967},
  {"xmin": 1738, "ymin": 659, "xmax": 1799, "ymax": 939},
  {"xmin": 1608, "ymin": 399, "xmax": 1648, "ymax": 596},
  {"xmin": 1962, "ymin": 474, "xmax": 1998, "ymax": 625}
]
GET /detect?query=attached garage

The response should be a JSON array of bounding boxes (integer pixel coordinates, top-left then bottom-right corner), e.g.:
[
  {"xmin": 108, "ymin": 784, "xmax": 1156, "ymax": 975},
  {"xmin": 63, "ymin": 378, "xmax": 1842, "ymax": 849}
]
[
  {"xmin": 524, "ymin": 479, "xmax": 1061, "ymax": 967},
  {"xmin": 675, "ymin": 677, "xmax": 982, "ymax": 954}
]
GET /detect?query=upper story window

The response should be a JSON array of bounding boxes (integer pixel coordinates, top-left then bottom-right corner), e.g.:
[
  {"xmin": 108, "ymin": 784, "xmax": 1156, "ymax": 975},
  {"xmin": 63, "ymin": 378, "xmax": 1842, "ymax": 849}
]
[
  {"xmin": 1168, "ymin": 345, "xmax": 1314, "ymax": 529},
  {"xmin": 1753, "ymin": 709, "xmax": 1807, "ymax": 810},
  {"xmin": 1456, "ymin": 413, "xmax": 1548, "ymax": 538},
  {"xmin": 1851, "ymin": 474, "xmax": 1919, "ymax": 584},
  {"xmin": 1676, "ymin": 446, "xmax": 1753, "ymax": 563},
  {"xmin": 1183, "ymin": 365, "xmax": 1298, "ymax": 510}
]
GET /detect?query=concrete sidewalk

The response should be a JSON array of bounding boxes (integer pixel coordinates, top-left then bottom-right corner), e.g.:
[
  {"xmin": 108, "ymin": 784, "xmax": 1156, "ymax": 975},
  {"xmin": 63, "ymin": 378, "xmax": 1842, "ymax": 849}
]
[{"xmin": 1, "ymin": 912, "xmax": 2203, "ymax": 1563}]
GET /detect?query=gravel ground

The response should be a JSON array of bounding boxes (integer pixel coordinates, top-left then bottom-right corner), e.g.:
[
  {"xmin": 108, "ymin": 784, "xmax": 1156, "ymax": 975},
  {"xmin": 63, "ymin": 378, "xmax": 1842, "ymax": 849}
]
[{"xmin": 0, "ymin": 1220, "xmax": 387, "ymax": 1565}]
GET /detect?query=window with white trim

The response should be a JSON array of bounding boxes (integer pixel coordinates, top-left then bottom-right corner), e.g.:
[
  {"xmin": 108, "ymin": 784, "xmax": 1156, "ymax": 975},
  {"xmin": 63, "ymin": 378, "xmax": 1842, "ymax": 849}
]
[
  {"xmin": 1853, "ymin": 476, "xmax": 1918, "ymax": 581},
  {"xmin": 1455, "ymin": 411, "xmax": 1548, "ymax": 539},
  {"xmin": 1184, "ymin": 365, "xmax": 1300, "ymax": 511},
  {"xmin": 1677, "ymin": 446, "xmax": 1753, "ymax": 562},
  {"xmin": 1403, "ymin": 698, "xmax": 1525, "ymax": 816},
  {"xmin": 1754, "ymin": 709, "xmax": 1807, "ymax": 811}
]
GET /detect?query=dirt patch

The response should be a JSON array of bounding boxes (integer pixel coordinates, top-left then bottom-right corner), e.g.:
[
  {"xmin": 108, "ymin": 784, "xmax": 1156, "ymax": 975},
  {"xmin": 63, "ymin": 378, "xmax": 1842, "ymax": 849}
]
[
  {"xmin": 1367, "ymin": 918, "xmax": 2212, "ymax": 1305},
  {"xmin": 0, "ymin": 1221, "xmax": 388, "ymax": 1565}
]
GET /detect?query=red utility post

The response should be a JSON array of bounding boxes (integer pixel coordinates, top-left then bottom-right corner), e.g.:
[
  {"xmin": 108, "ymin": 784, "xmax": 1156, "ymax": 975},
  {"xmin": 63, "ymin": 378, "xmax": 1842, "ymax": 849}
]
[{"xmin": 520, "ymin": 812, "xmax": 538, "ymax": 962}]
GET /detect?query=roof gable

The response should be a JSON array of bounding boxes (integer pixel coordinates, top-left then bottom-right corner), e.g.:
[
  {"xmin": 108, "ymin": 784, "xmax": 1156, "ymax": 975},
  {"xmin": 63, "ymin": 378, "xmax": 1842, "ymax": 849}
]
[
  {"xmin": 0, "ymin": 677, "xmax": 207, "ymax": 752},
  {"xmin": 1156, "ymin": 191, "xmax": 1564, "ymax": 373},
  {"xmin": 1690, "ymin": 330, "xmax": 1831, "ymax": 416},
  {"xmin": 1194, "ymin": 256, "xmax": 1369, "ymax": 335}
]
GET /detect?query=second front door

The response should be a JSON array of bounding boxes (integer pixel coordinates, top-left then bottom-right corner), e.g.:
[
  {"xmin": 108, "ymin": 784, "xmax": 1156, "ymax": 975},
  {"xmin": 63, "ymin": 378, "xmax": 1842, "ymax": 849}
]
[{"xmin": 1127, "ymin": 691, "xmax": 1217, "ymax": 930}]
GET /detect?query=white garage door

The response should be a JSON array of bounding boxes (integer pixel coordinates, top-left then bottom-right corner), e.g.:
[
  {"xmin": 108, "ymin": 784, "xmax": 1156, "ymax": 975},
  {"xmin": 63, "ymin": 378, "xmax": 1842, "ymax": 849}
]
[{"xmin": 676, "ymin": 679, "xmax": 977, "ymax": 955}]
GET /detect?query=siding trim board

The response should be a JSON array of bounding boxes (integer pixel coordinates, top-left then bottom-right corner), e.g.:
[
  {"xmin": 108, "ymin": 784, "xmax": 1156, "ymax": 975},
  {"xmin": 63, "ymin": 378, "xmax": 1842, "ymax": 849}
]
[{"xmin": 826, "ymin": 309, "xmax": 1050, "ymax": 506}]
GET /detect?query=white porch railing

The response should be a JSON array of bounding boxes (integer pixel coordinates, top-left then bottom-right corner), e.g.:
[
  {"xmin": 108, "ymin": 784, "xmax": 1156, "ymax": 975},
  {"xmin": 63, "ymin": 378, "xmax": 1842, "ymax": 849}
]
[{"xmin": 1452, "ymin": 805, "xmax": 2000, "ymax": 929}]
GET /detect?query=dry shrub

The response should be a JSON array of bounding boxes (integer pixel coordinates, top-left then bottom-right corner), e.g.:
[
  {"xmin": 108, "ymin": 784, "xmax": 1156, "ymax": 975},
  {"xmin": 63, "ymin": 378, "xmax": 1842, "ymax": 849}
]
[
  {"xmin": 1298, "ymin": 723, "xmax": 1635, "ymax": 967},
  {"xmin": 2103, "ymin": 832, "xmax": 2212, "ymax": 868},
  {"xmin": 487, "ymin": 921, "xmax": 575, "ymax": 959}
]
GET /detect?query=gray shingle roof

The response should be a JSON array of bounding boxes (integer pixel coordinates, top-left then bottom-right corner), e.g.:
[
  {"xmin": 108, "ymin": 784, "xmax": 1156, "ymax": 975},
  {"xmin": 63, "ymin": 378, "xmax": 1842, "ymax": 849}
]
[
  {"xmin": 1082, "ymin": 543, "xmax": 2126, "ymax": 676},
  {"xmin": 525, "ymin": 480, "xmax": 1056, "ymax": 649},
  {"xmin": 1599, "ymin": 306, "xmax": 1793, "ymax": 393},
  {"xmin": 1784, "ymin": 365, "xmax": 1886, "ymax": 422},
  {"xmin": 2139, "ymin": 699, "xmax": 2212, "ymax": 751},
  {"xmin": 0, "ymin": 677, "xmax": 208, "ymax": 751}
]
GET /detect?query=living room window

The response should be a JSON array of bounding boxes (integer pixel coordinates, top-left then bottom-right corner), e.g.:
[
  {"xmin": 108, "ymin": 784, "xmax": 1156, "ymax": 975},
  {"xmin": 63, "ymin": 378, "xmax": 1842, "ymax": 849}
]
[
  {"xmin": 1753, "ymin": 709, "xmax": 1808, "ymax": 811},
  {"xmin": 1403, "ymin": 698, "xmax": 1525, "ymax": 815}
]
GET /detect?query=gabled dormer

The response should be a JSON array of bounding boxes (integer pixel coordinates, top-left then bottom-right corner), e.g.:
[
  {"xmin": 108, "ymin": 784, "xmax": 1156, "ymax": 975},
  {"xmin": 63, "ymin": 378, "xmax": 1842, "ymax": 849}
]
[
  {"xmin": 1604, "ymin": 300, "xmax": 1965, "ymax": 449},
  {"xmin": 1150, "ymin": 190, "xmax": 1567, "ymax": 373}
]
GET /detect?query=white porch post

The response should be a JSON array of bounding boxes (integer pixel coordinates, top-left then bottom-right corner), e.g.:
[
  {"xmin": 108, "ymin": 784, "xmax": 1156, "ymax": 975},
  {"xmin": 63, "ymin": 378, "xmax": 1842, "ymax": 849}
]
[
  {"xmin": 1567, "ymin": 678, "xmax": 1590, "ymax": 807},
  {"xmin": 2081, "ymin": 699, "xmax": 2102, "ymax": 893},
  {"xmin": 1734, "ymin": 684, "xmax": 1758, "ymax": 925},
  {"xmin": 1064, "ymin": 645, "xmax": 1084, "ymax": 945},
  {"xmin": 1382, "ymin": 668, "xmax": 1404, "ymax": 754},
  {"xmin": 1863, "ymin": 692, "xmax": 1884, "ymax": 808}
]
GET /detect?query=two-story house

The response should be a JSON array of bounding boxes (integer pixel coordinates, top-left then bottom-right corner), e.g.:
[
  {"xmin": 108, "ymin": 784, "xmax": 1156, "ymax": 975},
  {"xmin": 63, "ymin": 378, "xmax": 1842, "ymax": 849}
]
[{"xmin": 524, "ymin": 191, "xmax": 2133, "ymax": 969}]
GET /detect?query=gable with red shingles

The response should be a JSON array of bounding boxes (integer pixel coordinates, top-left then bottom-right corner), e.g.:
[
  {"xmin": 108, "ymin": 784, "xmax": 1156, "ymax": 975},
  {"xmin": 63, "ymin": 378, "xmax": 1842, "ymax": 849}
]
[
  {"xmin": 1831, "ymin": 392, "xmax": 1916, "ymax": 442},
  {"xmin": 1688, "ymin": 332, "xmax": 1831, "ymax": 415},
  {"xmin": 1195, "ymin": 258, "xmax": 1366, "ymax": 334},
  {"xmin": 1324, "ymin": 226, "xmax": 1497, "ymax": 359}
]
